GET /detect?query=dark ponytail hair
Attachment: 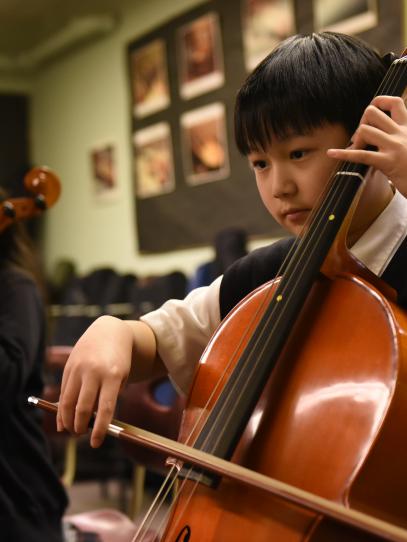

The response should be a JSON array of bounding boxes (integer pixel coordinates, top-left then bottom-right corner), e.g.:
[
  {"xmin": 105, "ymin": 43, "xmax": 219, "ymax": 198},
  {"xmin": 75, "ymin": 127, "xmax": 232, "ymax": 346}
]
[{"xmin": 0, "ymin": 188, "xmax": 46, "ymax": 297}]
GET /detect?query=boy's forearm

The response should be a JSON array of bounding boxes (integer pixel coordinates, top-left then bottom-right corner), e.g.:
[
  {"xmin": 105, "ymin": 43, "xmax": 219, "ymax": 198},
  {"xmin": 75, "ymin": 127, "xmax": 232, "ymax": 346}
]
[{"xmin": 125, "ymin": 319, "xmax": 167, "ymax": 382}]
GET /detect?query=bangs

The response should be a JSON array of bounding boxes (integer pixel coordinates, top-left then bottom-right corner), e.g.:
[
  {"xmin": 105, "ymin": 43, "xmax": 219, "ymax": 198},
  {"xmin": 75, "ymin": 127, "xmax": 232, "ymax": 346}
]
[{"xmin": 235, "ymin": 86, "xmax": 327, "ymax": 154}]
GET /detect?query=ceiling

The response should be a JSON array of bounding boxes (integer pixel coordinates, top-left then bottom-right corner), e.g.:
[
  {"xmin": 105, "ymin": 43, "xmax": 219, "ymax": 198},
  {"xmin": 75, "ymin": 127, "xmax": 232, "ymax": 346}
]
[{"xmin": 0, "ymin": 0, "xmax": 133, "ymax": 73}]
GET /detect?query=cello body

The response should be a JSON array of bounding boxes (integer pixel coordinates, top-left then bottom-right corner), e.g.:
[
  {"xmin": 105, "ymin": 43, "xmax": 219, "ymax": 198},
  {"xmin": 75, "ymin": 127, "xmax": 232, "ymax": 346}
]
[{"xmin": 160, "ymin": 270, "xmax": 407, "ymax": 541}]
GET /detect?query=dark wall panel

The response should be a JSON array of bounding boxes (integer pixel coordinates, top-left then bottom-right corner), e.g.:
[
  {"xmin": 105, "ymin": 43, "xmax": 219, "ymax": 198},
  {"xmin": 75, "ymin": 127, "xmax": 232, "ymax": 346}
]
[
  {"xmin": 0, "ymin": 94, "xmax": 30, "ymax": 196},
  {"xmin": 128, "ymin": 0, "xmax": 403, "ymax": 253}
]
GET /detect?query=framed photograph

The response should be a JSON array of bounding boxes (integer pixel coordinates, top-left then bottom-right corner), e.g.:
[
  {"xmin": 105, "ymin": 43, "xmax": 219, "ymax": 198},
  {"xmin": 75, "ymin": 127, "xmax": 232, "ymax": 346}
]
[
  {"xmin": 133, "ymin": 122, "xmax": 175, "ymax": 199},
  {"xmin": 181, "ymin": 102, "xmax": 229, "ymax": 185},
  {"xmin": 130, "ymin": 39, "xmax": 170, "ymax": 118},
  {"xmin": 241, "ymin": 0, "xmax": 296, "ymax": 71},
  {"xmin": 90, "ymin": 143, "xmax": 119, "ymax": 201},
  {"xmin": 177, "ymin": 12, "xmax": 225, "ymax": 100},
  {"xmin": 314, "ymin": 0, "xmax": 378, "ymax": 34}
]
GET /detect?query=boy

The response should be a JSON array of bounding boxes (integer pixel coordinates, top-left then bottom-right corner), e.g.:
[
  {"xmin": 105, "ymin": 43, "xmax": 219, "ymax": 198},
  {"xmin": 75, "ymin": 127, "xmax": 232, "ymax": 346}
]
[{"xmin": 57, "ymin": 31, "xmax": 407, "ymax": 449}]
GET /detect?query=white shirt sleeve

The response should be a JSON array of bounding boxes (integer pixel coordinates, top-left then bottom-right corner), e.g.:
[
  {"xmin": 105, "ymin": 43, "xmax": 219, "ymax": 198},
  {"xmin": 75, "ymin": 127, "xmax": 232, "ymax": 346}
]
[{"xmin": 140, "ymin": 275, "xmax": 222, "ymax": 394}]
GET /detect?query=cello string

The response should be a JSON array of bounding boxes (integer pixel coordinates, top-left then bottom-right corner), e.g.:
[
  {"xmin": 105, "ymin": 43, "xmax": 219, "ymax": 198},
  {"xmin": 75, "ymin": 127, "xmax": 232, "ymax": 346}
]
[
  {"xmin": 134, "ymin": 59, "xmax": 406, "ymax": 537},
  {"xmin": 139, "ymin": 474, "xmax": 203, "ymax": 542},
  {"xmin": 132, "ymin": 465, "xmax": 181, "ymax": 541},
  {"xmin": 133, "ymin": 456, "xmax": 220, "ymax": 541}
]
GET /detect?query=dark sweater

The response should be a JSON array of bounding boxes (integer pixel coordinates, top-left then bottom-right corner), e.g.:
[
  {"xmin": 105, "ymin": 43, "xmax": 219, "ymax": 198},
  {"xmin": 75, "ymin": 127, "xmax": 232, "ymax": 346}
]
[
  {"xmin": 220, "ymin": 236, "xmax": 407, "ymax": 319},
  {"xmin": 0, "ymin": 266, "xmax": 67, "ymax": 542}
]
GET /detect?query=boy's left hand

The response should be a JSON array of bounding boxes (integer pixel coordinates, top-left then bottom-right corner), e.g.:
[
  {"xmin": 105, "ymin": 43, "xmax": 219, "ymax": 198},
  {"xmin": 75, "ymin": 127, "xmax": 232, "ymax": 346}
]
[{"xmin": 327, "ymin": 95, "xmax": 407, "ymax": 197}]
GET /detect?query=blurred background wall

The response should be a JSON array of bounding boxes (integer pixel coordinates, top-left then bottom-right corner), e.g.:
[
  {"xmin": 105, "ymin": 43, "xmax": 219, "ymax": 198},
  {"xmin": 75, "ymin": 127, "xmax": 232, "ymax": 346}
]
[{"xmin": 0, "ymin": 0, "xmax": 405, "ymax": 278}]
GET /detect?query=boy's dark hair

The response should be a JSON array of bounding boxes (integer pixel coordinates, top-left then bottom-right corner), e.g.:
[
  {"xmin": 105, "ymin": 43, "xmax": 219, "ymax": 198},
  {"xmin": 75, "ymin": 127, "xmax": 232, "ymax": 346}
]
[{"xmin": 234, "ymin": 31, "xmax": 387, "ymax": 155}]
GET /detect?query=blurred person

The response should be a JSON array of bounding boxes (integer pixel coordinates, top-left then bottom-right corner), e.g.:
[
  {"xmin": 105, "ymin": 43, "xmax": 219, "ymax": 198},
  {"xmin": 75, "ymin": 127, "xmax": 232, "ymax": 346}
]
[
  {"xmin": 0, "ymin": 189, "xmax": 67, "ymax": 541},
  {"xmin": 188, "ymin": 227, "xmax": 248, "ymax": 291}
]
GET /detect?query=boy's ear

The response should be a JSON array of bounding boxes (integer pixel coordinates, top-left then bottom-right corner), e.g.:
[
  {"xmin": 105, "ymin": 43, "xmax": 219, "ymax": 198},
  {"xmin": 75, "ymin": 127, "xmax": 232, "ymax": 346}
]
[{"xmin": 381, "ymin": 52, "xmax": 398, "ymax": 68}]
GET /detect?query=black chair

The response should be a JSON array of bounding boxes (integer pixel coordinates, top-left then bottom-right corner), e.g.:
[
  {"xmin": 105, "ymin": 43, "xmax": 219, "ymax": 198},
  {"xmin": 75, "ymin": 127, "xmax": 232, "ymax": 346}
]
[
  {"xmin": 50, "ymin": 268, "xmax": 137, "ymax": 346},
  {"xmin": 130, "ymin": 271, "xmax": 187, "ymax": 318}
]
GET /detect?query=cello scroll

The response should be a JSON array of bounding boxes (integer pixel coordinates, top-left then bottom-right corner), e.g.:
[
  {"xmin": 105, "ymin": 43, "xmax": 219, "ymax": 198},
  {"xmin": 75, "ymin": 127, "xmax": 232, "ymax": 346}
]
[{"xmin": 0, "ymin": 166, "xmax": 61, "ymax": 233}]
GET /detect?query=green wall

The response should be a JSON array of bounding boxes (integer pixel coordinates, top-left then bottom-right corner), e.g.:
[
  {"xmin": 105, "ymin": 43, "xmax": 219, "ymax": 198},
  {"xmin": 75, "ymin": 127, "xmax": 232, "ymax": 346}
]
[
  {"xmin": 30, "ymin": 0, "xmax": 272, "ymax": 278},
  {"xmin": 0, "ymin": 73, "xmax": 32, "ymax": 94}
]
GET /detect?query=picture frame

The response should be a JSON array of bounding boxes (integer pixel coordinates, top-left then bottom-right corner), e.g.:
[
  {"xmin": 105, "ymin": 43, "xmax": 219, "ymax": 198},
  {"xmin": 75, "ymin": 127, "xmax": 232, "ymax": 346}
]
[
  {"xmin": 241, "ymin": 0, "xmax": 296, "ymax": 71},
  {"xmin": 313, "ymin": 0, "xmax": 378, "ymax": 35},
  {"xmin": 90, "ymin": 142, "xmax": 119, "ymax": 201},
  {"xmin": 181, "ymin": 102, "xmax": 230, "ymax": 186},
  {"xmin": 130, "ymin": 38, "xmax": 170, "ymax": 118},
  {"xmin": 133, "ymin": 122, "xmax": 175, "ymax": 199},
  {"xmin": 177, "ymin": 12, "xmax": 225, "ymax": 100}
]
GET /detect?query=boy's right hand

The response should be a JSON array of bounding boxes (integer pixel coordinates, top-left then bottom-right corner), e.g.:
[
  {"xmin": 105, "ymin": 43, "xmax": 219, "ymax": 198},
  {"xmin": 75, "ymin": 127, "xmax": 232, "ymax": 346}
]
[
  {"xmin": 56, "ymin": 315, "xmax": 134, "ymax": 448},
  {"xmin": 327, "ymin": 95, "xmax": 407, "ymax": 197}
]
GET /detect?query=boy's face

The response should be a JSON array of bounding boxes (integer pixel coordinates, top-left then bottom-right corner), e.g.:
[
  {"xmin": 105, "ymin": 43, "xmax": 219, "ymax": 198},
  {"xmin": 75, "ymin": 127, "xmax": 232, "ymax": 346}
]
[{"xmin": 247, "ymin": 123, "xmax": 350, "ymax": 237}]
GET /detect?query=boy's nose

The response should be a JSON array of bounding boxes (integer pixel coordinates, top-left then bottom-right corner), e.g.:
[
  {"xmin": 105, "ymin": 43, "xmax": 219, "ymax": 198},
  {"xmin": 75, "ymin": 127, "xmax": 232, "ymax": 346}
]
[{"xmin": 271, "ymin": 169, "xmax": 296, "ymax": 198}]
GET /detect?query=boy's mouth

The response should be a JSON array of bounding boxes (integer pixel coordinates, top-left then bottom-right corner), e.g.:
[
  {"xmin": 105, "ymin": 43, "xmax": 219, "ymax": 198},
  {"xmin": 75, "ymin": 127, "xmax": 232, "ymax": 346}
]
[{"xmin": 282, "ymin": 208, "xmax": 309, "ymax": 221}]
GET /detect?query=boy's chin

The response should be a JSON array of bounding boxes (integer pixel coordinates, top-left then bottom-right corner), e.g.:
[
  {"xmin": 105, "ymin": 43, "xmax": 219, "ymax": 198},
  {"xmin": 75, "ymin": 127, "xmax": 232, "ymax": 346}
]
[{"xmin": 285, "ymin": 224, "xmax": 307, "ymax": 237}]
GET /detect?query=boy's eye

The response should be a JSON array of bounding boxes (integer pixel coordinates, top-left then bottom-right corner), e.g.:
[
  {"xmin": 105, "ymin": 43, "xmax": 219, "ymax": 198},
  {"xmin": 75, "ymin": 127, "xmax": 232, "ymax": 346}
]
[
  {"xmin": 251, "ymin": 159, "xmax": 268, "ymax": 170},
  {"xmin": 290, "ymin": 149, "xmax": 307, "ymax": 160}
]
